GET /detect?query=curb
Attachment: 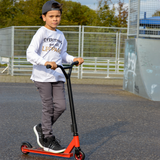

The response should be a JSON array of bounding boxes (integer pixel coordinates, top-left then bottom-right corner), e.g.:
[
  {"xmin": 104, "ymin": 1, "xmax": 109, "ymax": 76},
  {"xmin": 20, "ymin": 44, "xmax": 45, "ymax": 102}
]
[{"xmin": 0, "ymin": 75, "xmax": 123, "ymax": 86}]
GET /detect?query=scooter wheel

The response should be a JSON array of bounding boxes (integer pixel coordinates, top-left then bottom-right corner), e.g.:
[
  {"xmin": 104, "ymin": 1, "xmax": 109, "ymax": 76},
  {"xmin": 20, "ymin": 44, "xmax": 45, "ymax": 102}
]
[
  {"xmin": 74, "ymin": 150, "xmax": 85, "ymax": 160},
  {"xmin": 20, "ymin": 142, "xmax": 32, "ymax": 155}
]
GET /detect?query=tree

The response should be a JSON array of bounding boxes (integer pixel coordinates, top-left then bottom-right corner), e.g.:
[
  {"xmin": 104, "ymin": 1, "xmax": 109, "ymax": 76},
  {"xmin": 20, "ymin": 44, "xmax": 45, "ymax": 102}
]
[
  {"xmin": 0, "ymin": 0, "xmax": 17, "ymax": 28},
  {"xmin": 115, "ymin": 0, "xmax": 128, "ymax": 27},
  {"xmin": 0, "ymin": 0, "xmax": 128, "ymax": 28},
  {"xmin": 96, "ymin": 0, "xmax": 117, "ymax": 26},
  {"xmin": 0, "ymin": 0, "xmax": 98, "ymax": 28},
  {"xmin": 96, "ymin": 0, "xmax": 128, "ymax": 27},
  {"xmin": 11, "ymin": 0, "xmax": 45, "ymax": 26},
  {"xmin": 59, "ymin": 0, "xmax": 98, "ymax": 25},
  {"xmin": 152, "ymin": 10, "xmax": 160, "ymax": 17}
]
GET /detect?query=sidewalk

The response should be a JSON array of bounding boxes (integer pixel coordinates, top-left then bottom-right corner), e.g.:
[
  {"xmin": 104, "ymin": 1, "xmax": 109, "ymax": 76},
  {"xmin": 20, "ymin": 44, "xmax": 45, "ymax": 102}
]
[{"xmin": 0, "ymin": 75, "xmax": 123, "ymax": 85}]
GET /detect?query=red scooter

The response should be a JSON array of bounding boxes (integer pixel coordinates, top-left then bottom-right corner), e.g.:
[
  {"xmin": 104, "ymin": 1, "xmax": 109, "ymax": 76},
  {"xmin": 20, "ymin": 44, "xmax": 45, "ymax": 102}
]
[{"xmin": 20, "ymin": 61, "xmax": 85, "ymax": 160}]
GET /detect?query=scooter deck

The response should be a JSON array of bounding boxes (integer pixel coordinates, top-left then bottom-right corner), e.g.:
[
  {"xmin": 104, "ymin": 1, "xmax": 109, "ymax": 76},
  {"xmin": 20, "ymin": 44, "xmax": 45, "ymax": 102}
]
[{"xmin": 22, "ymin": 147, "xmax": 73, "ymax": 158}]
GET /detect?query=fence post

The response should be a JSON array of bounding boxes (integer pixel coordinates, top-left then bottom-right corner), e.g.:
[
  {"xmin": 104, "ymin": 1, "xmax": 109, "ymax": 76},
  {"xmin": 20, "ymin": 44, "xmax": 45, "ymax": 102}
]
[
  {"xmin": 117, "ymin": 33, "xmax": 121, "ymax": 73},
  {"xmin": 117, "ymin": 60, "xmax": 119, "ymax": 73},
  {"xmin": 11, "ymin": 26, "xmax": 14, "ymax": 76},
  {"xmin": 137, "ymin": 0, "xmax": 140, "ymax": 38},
  {"xmin": 106, "ymin": 59, "xmax": 110, "ymax": 78},
  {"xmin": 118, "ymin": 33, "xmax": 121, "ymax": 61},
  {"xmin": 94, "ymin": 57, "xmax": 97, "ymax": 72},
  {"xmin": 78, "ymin": 25, "xmax": 81, "ymax": 79},
  {"xmin": 115, "ymin": 32, "xmax": 119, "ymax": 73},
  {"xmin": 81, "ymin": 26, "xmax": 84, "ymax": 79},
  {"xmin": 127, "ymin": 0, "xmax": 131, "ymax": 39}
]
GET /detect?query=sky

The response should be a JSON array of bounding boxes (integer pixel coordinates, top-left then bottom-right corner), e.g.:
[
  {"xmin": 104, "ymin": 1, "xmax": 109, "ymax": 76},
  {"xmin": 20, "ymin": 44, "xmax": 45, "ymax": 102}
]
[
  {"xmin": 68, "ymin": 0, "xmax": 99, "ymax": 10},
  {"xmin": 69, "ymin": 0, "xmax": 129, "ymax": 10},
  {"xmin": 69, "ymin": 0, "xmax": 160, "ymax": 18}
]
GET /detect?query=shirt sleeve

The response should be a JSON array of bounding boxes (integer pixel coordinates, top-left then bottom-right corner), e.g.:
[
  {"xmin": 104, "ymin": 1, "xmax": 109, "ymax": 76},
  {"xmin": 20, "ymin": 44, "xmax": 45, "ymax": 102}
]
[
  {"xmin": 26, "ymin": 29, "xmax": 47, "ymax": 65},
  {"xmin": 61, "ymin": 38, "xmax": 75, "ymax": 64}
]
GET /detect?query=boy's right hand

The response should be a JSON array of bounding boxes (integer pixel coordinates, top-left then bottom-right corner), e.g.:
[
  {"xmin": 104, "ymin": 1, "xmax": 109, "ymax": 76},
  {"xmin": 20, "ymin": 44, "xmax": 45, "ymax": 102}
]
[{"xmin": 45, "ymin": 61, "xmax": 57, "ymax": 70}]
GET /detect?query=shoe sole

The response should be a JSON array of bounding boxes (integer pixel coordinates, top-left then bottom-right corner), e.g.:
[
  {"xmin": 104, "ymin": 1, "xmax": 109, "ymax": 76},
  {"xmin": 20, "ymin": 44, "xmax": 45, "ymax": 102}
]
[
  {"xmin": 44, "ymin": 147, "xmax": 66, "ymax": 153},
  {"xmin": 33, "ymin": 125, "xmax": 44, "ymax": 149}
]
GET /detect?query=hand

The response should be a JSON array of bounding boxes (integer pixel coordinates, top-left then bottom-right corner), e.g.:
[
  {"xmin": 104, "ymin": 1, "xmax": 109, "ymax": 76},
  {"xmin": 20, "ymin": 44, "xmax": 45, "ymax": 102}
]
[
  {"xmin": 45, "ymin": 61, "xmax": 57, "ymax": 70},
  {"xmin": 73, "ymin": 57, "xmax": 84, "ymax": 66}
]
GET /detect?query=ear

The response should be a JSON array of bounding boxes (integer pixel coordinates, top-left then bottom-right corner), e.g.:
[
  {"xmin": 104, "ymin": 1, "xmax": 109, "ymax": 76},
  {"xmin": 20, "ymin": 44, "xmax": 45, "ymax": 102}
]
[{"xmin": 42, "ymin": 15, "xmax": 46, "ymax": 22}]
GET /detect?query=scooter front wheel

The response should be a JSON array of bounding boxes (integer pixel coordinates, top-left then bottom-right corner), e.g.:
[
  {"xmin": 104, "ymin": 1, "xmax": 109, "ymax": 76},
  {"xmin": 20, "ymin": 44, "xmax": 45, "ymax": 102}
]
[
  {"xmin": 74, "ymin": 150, "xmax": 85, "ymax": 160},
  {"xmin": 20, "ymin": 142, "xmax": 32, "ymax": 155}
]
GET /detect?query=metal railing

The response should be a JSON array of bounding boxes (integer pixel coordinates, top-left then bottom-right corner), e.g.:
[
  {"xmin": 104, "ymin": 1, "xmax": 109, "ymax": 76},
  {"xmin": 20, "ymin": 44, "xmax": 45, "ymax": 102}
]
[
  {"xmin": 0, "ymin": 26, "xmax": 127, "ymax": 79},
  {"xmin": 81, "ymin": 57, "xmax": 124, "ymax": 79},
  {"xmin": 7, "ymin": 56, "xmax": 124, "ymax": 79},
  {"xmin": 8, "ymin": 56, "xmax": 79, "ymax": 78}
]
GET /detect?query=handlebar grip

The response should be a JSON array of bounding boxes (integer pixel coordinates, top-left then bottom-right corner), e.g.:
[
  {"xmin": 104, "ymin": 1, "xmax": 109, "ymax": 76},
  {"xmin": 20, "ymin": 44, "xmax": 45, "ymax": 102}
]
[
  {"xmin": 46, "ymin": 64, "xmax": 61, "ymax": 69},
  {"xmin": 46, "ymin": 64, "xmax": 51, "ymax": 69},
  {"xmin": 72, "ymin": 61, "xmax": 79, "ymax": 66}
]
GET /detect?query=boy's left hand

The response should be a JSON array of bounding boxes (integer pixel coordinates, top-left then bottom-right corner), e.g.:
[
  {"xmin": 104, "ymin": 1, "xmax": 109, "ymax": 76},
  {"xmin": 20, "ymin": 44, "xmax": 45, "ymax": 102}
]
[{"xmin": 73, "ymin": 57, "xmax": 84, "ymax": 66}]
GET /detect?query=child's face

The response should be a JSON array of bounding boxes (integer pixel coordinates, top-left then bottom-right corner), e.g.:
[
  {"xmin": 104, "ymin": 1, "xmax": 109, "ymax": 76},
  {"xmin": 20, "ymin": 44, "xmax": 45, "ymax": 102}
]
[{"xmin": 42, "ymin": 10, "xmax": 61, "ymax": 31}]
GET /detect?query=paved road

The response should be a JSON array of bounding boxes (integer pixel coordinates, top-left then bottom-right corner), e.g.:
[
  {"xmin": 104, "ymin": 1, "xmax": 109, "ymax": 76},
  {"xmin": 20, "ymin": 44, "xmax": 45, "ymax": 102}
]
[{"xmin": 0, "ymin": 82, "xmax": 160, "ymax": 160}]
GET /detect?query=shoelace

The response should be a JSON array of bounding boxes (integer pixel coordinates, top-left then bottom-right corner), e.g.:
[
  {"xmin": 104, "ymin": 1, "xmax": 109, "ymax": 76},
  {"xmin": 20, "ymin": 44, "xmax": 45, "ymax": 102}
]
[
  {"xmin": 48, "ymin": 138, "xmax": 62, "ymax": 149},
  {"xmin": 38, "ymin": 131, "xmax": 44, "ymax": 139}
]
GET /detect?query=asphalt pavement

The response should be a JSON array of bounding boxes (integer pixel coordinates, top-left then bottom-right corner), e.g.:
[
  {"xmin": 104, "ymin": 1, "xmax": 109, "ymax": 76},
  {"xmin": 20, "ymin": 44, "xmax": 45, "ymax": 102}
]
[{"xmin": 0, "ymin": 74, "xmax": 160, "ymax": 160}]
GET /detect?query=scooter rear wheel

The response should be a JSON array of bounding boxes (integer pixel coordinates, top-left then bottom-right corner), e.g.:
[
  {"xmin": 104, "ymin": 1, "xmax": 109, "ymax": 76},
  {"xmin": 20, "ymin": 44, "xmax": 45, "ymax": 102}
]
[
  {"xmin": 74, "ymin": 150, "xmax": 85, "ymax": 160},
  {"xmin": 20, "ymin": 142, "xmax": 32, "ymax": 155}
]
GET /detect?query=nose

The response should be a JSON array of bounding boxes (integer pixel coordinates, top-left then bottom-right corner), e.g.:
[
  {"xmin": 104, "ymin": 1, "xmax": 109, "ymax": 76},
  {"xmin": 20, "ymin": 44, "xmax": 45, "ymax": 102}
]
[{"xmin": 53, "ymin": 16, "xmax": 57, "ymax": 21}]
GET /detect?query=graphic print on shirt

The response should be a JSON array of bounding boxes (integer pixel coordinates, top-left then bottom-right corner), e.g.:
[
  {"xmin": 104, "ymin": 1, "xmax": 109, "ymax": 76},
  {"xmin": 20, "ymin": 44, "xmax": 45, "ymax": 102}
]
[{"xmin": 42, "ymin": 38, "xmax": 62, "ymax": 57}]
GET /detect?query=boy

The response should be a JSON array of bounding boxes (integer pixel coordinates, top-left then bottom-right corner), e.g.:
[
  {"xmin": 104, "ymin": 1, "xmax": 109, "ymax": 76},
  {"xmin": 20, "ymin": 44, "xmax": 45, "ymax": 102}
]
[{"xmin": 26, "ymin": 0, "xmax": 84, "ymax": 154}]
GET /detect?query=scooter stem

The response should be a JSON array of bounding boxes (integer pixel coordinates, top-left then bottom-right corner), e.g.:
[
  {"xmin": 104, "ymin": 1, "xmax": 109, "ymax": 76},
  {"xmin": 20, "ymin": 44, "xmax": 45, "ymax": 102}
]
[
  {"xmin": 66, "ymin": 77, "xmax": 78, "ymax": 135},
  {"xmin": 47, "ymin": 62, "xmax": 79, "ymax": 136}
]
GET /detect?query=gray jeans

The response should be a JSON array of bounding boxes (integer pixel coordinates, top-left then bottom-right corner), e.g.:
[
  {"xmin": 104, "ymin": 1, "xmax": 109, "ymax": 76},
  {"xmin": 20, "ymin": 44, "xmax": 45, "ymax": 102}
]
[{"xmin": 34, "ymin": 81, "xmax": 66, "ymax": 138}]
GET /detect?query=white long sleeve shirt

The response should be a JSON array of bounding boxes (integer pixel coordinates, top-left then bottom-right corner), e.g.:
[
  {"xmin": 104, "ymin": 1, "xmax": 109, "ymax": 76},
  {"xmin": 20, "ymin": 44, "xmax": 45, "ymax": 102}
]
[{"xmin": 26, "ymin": 26, "xmax": 74, "ymax": 82}]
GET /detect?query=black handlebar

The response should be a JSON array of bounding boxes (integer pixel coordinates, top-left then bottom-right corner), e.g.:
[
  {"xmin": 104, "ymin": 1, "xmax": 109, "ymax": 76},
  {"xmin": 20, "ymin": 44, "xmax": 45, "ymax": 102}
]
[
  {"xmin": 46, "ymin": 61, "xmax": 79, "ymax": 69},
  {"xmin": 46, "ymin": 61, "xmax": 79, "ymax": 79}
]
